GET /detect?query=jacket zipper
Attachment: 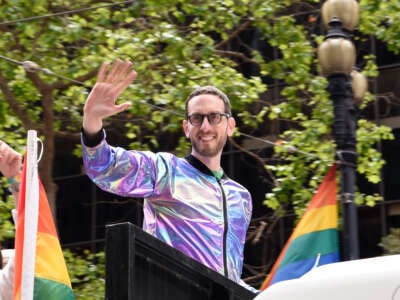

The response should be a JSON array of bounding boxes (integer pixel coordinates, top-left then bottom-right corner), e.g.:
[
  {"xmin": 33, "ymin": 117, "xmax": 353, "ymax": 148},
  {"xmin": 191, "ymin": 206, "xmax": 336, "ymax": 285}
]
[
  {"xmin": 217, "ymin": 178, "xmax": 229, "ymax": 278},
  {"xmin": 184, "ymin": 155, "xmax": 230, "ymax": 277}
]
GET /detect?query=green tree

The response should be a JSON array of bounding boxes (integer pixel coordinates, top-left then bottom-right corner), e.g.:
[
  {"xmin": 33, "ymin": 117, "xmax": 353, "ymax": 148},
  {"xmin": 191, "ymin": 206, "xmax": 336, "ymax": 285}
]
[
  {"xmin": 379, "ymin": 228, "xmax": 400, "ymax": 255},
  {"xmin": 0, "ymin": 0, "xmax": 398, "ymax": 291},
  {"xmin": 64, "ymin": 249, "xmax": 105, "ymax": 299}
]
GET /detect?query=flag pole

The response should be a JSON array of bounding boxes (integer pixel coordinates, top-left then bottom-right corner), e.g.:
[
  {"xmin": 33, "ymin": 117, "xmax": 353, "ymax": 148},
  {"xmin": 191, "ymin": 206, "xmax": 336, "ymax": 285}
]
[{"xmin": 21, "ymin": 130, "xmax": 39, "ymax": 299}]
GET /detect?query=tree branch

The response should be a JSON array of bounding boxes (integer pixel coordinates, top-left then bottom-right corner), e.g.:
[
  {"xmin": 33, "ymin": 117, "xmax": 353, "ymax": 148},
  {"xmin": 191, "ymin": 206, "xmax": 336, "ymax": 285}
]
[
  {"xmin": 229, "ymin": 136, "xmax": 278, "ymax": 187},
  {"xmin": 0, "ymin": 71, "xmax": 36, "ymax": 129},
  {"xmin": 54, "ymin": 131, "xmax": 81, "ymax": 141},
  {"xmin": 215, "ymin": 49, "xmax": 259, "ymax": 65},
  {"xmin": 215, "ymin": 18, "xmax": 254, "ymax": 49},
  {"xmin": 50, "ymin": 68, "xmax": 98, "ymax": 90}
]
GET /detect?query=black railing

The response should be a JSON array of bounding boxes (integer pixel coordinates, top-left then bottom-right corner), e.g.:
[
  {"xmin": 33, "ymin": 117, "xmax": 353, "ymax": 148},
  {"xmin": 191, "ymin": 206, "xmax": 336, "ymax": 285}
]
[{"xmin": 105, "ymin": 222, "xmax": 256, "ymax": 300}]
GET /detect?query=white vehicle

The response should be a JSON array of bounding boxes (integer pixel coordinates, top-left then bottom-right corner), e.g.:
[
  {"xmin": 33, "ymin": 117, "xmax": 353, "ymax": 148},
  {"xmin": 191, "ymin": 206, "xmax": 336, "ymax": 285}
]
[{"xmin": 255, "ymin": 254, "xmax": 400, "ymax": 300}]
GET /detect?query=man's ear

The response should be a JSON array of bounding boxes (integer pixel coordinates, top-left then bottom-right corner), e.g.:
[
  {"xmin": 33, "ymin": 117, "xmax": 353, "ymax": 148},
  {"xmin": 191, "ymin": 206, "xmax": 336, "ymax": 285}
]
[
  {"xmin": 182, "ymin": 119, "xmax": 190, "ymax": 138},
  {"xmin": 227, "ymin": 117, "xmax": 236, "ymax": 136}
]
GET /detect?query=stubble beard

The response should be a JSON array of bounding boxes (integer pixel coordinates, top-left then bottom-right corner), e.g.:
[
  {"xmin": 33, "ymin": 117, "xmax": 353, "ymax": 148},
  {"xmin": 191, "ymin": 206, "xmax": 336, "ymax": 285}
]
[{"xmin": 191, "ymin": 135, "xmax": 227, "ymax": 158}]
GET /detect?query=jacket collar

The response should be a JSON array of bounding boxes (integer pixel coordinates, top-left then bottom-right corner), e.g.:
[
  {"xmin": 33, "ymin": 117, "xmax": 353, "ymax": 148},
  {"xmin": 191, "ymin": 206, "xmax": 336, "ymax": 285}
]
[{"xmin": 185, "ymin": 154, "xmax": 227, "ymax": 179}]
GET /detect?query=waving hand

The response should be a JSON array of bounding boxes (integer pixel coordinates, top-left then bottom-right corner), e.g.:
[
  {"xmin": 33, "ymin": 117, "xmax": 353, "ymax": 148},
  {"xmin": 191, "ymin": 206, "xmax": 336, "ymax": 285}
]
[{"xmin": 83, "ymin": 60, "xmax": 137, "ymax": 134}]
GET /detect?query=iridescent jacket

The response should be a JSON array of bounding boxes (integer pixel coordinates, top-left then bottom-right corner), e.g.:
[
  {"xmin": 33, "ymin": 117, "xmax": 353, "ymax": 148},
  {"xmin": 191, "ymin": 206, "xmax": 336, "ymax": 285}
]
[{"xmin": 81, "ymin": 133, "xmax": 253, "ymax": 284}]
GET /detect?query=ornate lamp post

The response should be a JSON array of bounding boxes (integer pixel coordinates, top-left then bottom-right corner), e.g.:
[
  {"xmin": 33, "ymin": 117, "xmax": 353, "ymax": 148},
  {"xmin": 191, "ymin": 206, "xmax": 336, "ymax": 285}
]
[{"xmin": 317, "ymin": 0, "xmax": 367, "ymax": 261}]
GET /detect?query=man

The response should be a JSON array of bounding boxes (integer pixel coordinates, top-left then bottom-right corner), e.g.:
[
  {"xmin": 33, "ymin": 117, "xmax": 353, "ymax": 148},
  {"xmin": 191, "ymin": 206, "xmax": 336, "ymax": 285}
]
[
  {"xmin": 0, "ymin": 140, "xmax": 22, "ymax": 300},
  {"xmin": 81, "ymin": 60, "xmax": 254, "ymax": 288}
]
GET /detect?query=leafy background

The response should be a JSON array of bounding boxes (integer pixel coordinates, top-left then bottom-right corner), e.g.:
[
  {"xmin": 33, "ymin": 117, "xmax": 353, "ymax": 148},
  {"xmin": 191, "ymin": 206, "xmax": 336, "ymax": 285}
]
[{"xmin": 0, "ymin": 0, "xmax": 399, "ymax": 297}]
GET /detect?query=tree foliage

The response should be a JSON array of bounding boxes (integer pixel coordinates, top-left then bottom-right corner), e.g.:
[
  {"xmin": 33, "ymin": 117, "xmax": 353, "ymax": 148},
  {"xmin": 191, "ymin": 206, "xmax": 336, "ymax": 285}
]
[
  {"xmin": 64, "ymin": 249, "xmax": 105, "ymax": 299},
  {"xmin": 379, "ymin": 228, "xmax": 400, "ymax": 255},
  {"xmin": 0, "ymin": 0, "xmax": 398, "ymax": 292},
  {"xmin": 0, "ymin": 189, "xmax": 16, "ymax": 242}
]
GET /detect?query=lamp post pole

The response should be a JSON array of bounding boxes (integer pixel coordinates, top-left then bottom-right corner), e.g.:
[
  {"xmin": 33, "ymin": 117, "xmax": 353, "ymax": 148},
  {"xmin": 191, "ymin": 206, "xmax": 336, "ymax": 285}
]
[
  {"xmin": 328, "ymin": 70, "xmax": 359, "ymax": 260},
  {"xmin": 318, "ymin": 0, "xmax": 365, "ymax": 261}
]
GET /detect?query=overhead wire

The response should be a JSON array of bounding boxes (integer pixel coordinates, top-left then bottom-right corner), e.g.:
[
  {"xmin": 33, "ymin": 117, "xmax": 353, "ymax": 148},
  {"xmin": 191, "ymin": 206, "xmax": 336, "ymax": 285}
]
[
  {"xmin": 0, "ymin": 1, "xmax": 320, "ymax": 27},
  {"xmin": 0, "ymin": 1, "xmax": 135, "ymax": 26}
]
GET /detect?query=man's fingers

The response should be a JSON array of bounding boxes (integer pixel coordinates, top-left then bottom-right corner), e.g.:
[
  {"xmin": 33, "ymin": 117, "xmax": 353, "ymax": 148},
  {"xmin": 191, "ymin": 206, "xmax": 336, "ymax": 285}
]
[
  {"xmin": 112, "ymin": 70, "xmax": 137, "ymax": 96},
  {"xmin": 115, "ymin": 102, "xmax": 132, "ymax": 113},
  {"xmin": 105, "ymin": 60, "xmax": 135, "ymax": 83},
  {"xmin": 84, "ymin": 60, "xmax": 136, "ymax": 122},
  {"xmin": 118, "ymin": 61, "xmax": 134, "ymax": 78},
  {"xmin": 105, "ymin": 59, "xmax": 125, "ymax": 83},
  {"xmin": 8, "ymin": 153, "xmax": 22, "ymax": 164},
  {"xmin": 97, "ymin": 61, "xmax": 110, "ymax": 82},
  {"xmin": 5, "ymin": 150, "xmax": 21, "ymax": 167},
  {"xmin": 0, "ymin": 141, "xmax": 22, "ymax": 178}
]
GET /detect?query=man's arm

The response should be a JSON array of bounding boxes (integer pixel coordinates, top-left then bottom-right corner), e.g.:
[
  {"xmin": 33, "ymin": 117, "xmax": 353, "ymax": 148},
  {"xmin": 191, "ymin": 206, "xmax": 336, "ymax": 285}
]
[
  {"xmin": 0, "ymin": 251, "xmax": 14, "ymax": 300},
  {"xmin": 0, "ymin": 140, "xmax": 22, "ymax": 179},
  {"xmin": 0, "ymin": 140, "xmax": 21, "ymax": 299},
  {"xmin": 0, "ymin": 140, "xmax": 22, "ymax": 202}
]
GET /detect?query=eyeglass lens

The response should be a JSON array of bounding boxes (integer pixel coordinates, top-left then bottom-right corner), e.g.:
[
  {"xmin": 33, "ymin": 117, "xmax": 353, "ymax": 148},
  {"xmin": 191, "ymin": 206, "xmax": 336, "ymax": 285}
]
[{"xmin": 189, "ymin": 113, "xmax": 227, "ymax": 125}]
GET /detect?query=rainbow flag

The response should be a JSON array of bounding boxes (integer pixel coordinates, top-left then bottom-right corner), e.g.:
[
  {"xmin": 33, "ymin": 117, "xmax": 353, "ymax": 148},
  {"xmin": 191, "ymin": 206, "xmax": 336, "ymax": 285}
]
[
  {"xmin": 260, "ymin": 165, "xmax": 340, "ymax": 290},
  {"xmin": 14, "ymin": 131, "xmax": 75, "ymax": 299}
]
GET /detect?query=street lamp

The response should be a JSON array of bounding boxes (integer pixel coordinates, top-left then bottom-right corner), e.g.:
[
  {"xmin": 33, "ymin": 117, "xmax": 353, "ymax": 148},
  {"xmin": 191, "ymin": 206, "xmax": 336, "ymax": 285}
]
[{"xmin": 317, "ymin": 0, "xmax": 366, "ymax": 261}]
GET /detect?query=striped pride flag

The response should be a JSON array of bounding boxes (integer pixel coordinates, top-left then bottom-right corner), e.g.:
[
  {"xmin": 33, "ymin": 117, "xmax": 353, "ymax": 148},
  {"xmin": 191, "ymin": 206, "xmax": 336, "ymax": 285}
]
[
  {"xmin": 14, "ymin": 130, "xmax": 75, "ymax": 299},
  {"xmin": 260, "ymin": 165, "xmax": 340, "ymax": 290}
]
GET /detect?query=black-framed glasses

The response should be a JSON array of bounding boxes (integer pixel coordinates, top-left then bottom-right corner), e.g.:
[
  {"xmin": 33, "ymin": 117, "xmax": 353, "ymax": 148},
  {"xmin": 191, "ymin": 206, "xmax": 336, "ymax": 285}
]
[{"xmin": 187, "ymin": 112, "xmax": 230, "ymax": 126}]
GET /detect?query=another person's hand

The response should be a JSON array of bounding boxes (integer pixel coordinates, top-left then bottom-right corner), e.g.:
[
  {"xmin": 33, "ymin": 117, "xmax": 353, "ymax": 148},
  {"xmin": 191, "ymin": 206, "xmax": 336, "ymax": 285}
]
[
  {"xmin": 0, "ymin": 140, "xmax": 22, "ymax": 179},
  {"xmin": 83, "ymin": 59, "xmax": 137, "ymax": 135}
]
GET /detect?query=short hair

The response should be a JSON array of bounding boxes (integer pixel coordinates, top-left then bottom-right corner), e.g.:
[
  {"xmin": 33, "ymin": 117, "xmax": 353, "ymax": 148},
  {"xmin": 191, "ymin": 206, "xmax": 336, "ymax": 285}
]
[{"xmin": 185, "ymin": 86, "xmax": 231, "ymax": 116}]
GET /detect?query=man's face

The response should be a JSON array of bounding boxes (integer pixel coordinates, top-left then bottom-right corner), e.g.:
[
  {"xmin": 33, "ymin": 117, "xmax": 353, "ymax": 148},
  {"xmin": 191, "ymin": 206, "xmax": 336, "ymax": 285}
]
[{"xmin": 183, "ymin": 94, "xmax": 235, "ymax": 158}]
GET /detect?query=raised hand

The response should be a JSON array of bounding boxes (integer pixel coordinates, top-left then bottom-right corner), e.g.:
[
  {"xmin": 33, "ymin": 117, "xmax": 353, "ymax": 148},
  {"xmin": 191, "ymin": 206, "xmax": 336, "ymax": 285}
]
[
  {"xmin": 83, "ymin": 59, "xmax": 138, "ymax": 134},
  {"xmin": 0, "ymin": 140, "xmax": 22, "ymax": 179}
]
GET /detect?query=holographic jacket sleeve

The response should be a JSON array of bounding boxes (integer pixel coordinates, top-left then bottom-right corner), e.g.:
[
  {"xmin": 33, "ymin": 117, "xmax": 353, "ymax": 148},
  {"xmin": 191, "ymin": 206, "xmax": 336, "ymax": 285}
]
[{"xmin": 81, "ymin": 132, "xmax": 253, "ymax": 285}]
